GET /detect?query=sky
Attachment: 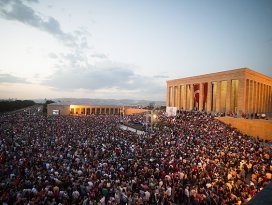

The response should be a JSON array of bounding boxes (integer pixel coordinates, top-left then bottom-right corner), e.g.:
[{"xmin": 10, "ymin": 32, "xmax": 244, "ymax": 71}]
[{"xmin": 0, "ymin": 0, "xmax": 271, "ymax": 101}]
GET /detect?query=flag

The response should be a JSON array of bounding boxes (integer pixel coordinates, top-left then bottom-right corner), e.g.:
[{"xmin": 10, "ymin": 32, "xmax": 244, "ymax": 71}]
[{"xmin": 194, "ymin": 84, "xmax": 200, "ymax": 103}]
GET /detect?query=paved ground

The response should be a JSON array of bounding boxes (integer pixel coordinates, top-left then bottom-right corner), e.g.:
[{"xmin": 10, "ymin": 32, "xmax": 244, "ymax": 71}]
[{"xmin": 119, "ymin": 124, "xmax": 146, "ymax": 135}]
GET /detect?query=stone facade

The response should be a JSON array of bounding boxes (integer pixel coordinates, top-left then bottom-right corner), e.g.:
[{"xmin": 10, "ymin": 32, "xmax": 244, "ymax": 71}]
[
  {"xmin": 47, "ymin": 105, "xmax": 70, "ymax": 116},
  {"xmin": 125, "ymin": 108, "xmax": 147, "ymax": 115},
  {"xmin": 47, "ymin": 104, "xmax": 147, "ymax": 116},
  {"xmin": 166, "ymin": 68, "xmax": 272, "ymax": 114},
  {"xmin": 69, "ymin": 105, "xmax": 125, "ymax": 115}
]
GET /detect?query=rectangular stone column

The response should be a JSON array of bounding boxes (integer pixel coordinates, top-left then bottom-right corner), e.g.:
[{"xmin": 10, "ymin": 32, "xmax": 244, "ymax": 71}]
[
  {"xmin": 237, "ymin": 78, "xmax": 246, "ymax": 114},
  {"xmin": 260, "ymin": 83, "xmax": 263, "ymax": 113},
  {"xmin": 166, "ymin": 86, "xmax": 170, "ymax": 107},
  {"xmin": 172, "ymin": 86, "xmax": 175, "ymax": 107},
  {"xmin": 245, "ymin": 79, "xmax": 249, "ymax": 113},
  {"xmin": 266, "ymin": 85, "xmax": 269, "ymax": 112},
  {"xmin": 190, "ymin": 84, "xmax": 194, "ymax": 110},
  {"xmin": 173, "ymin": 86, "xmax": 176, "ymax": 107},
  {"xmin": 267, "ymin": 85, "xmax": 270, "ymax": 113},
  {"xmin": 264, "ymin": 84, "xmax": 268, "ymax": 113},
  {"xmin": 257, "ymin": 82, "xmax": 260, "ymax": 113},
  {"xmin": 207, "ymin": 82, "xmax": 212, "ymax": 112},
  {"xmin": 266, "ymin": 85, "xmax": 270, "ymax": 113},
  {"xmin": 181, "ymin": 85, "xmax": 185, "ymax": 110},
  {"xmin": 262, "ymin": 83, "xmax": 265, "ymax": 113},
  {"xmin": 199, "ymin": 83, "xmax": 203, "ymax": 111},
  {"xmin": 260, "ymin": 83, "xmax": 264, "ymax": 113},
  {"xmin": 268, "ymin": 86, "xmax": 270, "ymax": 113},
  {"xmin": 216, "ymin": 81, "xmax": 221, "ymax": 112},
  {"xmin": 262, "ymin": 84, "xmax": 265, "ymax": 113},
  {"xmin": 249, "ymin": 80, "xmax": 253, "ymax": 114},
  {"xmin": 269, "ymin": 86, "xmax": 272, "ymax": 113},
  {"xmin": 175, "ymin": 86, "xmax": 179, "ymax": 107},
  {"xmin": 263, "ymin": 84, "xmax": 266, "ymax": 113},
  {"xmin": 184, "ymin": 85, "xmax": 188, "ymax": 110},
  {"xmin": 266, "ymin": 85, "xmax": 268, "ymax": 113},
  {"xmin": 252, "ymin": 81, "xmax": 256, "ymax": 113},
  {"xmin": 177, "ymin": 85, "xmax": 181, "ymax": 109},
  {"xmin": 255, "ymin": 82, "xmax": 258, "ymax": 113},
  {"xmin": 226, "ymin": 79, "xmax": 231, "ymax": 113}
]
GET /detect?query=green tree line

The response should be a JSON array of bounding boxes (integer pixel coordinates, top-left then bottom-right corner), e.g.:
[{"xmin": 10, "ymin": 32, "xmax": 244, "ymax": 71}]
[{"xmin": 0, "ymin": 100, "xmax": 36, "ymax": 113}]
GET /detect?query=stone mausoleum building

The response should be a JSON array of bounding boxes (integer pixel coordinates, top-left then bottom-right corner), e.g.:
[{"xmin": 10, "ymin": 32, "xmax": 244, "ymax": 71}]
[{"xmin": 166, "ymin": 68, "xmax": 272, "ymax": 114}]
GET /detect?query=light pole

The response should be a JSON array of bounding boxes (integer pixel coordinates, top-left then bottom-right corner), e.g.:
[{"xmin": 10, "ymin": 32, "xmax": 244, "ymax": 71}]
[
  {"xmin": 145, "ymin": 110, "xmax": 157, "ymax": 132},
  {"xmin": 145, "ymin": 112, "xmax": 148, "ymax": 132},
  {"xmin": 150, "ymin": 110, "xmax": 157, "ymax": 132},
  {"xmin": 122, "ymin": 106, "xmax": 125, "ymax": 121}
]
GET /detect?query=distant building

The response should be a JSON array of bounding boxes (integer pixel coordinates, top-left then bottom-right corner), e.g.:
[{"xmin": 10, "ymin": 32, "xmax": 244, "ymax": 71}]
[
  {"xmin": 47, "ymin": 102, "xmax": 147, "ymax": 116},
  {"xmin": 166, "ymin": 68, "xmax": 272, "ymax": 114}
]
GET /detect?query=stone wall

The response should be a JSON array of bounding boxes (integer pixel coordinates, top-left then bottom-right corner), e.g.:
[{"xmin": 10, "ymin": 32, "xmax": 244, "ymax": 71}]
[
  {"xmin": 125, "ymin": 108, "xmax": 147, "ymax": 115},
  {"xmin": 216, "ymin": 116, "xmax": 272, "ymax": 140},
  {"xmin": 47, "ymin": 105, "xmax": 70, "ymax": 116}
]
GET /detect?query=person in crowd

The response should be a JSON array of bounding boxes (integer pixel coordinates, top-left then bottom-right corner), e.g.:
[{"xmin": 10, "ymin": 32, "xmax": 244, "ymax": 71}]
[{"xmin": 0, "ymin": 107, "xmax": 271, "ymax": 204}]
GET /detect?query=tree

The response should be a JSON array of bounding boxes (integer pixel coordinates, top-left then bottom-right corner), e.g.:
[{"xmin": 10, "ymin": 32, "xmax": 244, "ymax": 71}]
[
  {"xmin": 42, "ymin": 99, "xmax": 55, "ymax": 114},
  {"xmin": 148, "ymin": 102, "xmax": 155, "ymax": 110},
  {"xmin": 0, "ymin": 100, "xmax": 36, "ymax": 113}
]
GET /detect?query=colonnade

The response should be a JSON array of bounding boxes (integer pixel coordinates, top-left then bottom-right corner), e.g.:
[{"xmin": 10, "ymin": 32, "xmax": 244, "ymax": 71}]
[
  {"xmin": 70, "ymin": 106, "xmax": 123, "ymax": 115},
  {"xmin": 167, "ymin": 79, "xmax": 272, "ymax": 114},
  {"xmin": 245, "ymin": 80, "xmax": 272, "ymax": 114}
]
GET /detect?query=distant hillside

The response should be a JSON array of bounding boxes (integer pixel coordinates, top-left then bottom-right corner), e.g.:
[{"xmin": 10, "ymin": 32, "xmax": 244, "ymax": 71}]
[{"xmin": 34, "ymin": 98, "xmax": 166, "ymax": 107}]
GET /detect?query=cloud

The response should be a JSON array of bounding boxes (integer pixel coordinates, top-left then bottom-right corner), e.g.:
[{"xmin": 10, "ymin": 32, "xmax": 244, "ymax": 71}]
[
  {"xmin": 43, "ymin": 64, "xmax": 133, "ymax": 90},
  {"xmin": 48, "ymin": 53, "xmax": 58, "ymax": 59},
  {"xmin": 26, "ymin": 0, "xmax": 39, "ymax": 2},
  {"xmin": 0, "ymin": 73, "xmax": 29, "ymax": 84},
  {"xmin": 0, "ymin": 0, "xmax": 60, "ymax": 33},
  {"xmin": 0, "ymin": 0, "xmax": 109, "ymax": 72},
  {"xmin": 42, "ymin": 62, "xmax": 165, "ymax": 100},
  {"xmin": 0, "ymin": 0, "xmax": 165, "ymax": 100},
  {"xmin": 153, "ymin": 74, "xmax": 169, "ymax": 79},
  {"xmin": 91, "ymin": 53, "xmax": 107, "ymax": 59},
  {"xmin": 43, "ymin": 47, "xmax": 165, "ymax": 100},
  {"xmin": 0, "ymin": 0, "xmax": 84, "ymax": 48}
]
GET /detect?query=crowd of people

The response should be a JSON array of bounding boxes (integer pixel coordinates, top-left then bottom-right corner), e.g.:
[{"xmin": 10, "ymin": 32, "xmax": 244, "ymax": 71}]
[{"xmin": 0, "ymin": 106, "xmax": 271, "ymax": 204}]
